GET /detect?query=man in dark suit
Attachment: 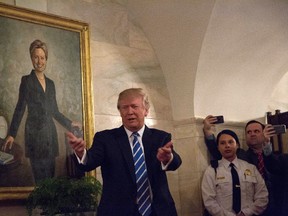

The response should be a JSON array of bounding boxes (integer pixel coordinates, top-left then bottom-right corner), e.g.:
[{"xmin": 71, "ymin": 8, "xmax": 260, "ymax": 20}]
[{"xmin": 67, "ymin": 88, "xmax": 182, "ymax": 216}]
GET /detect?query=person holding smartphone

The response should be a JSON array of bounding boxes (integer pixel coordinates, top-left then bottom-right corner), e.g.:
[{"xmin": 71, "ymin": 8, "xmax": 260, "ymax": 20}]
[
  {"xmin": 203, "ymin": 115, "xmax": 247, "ymax": 161},
  {"xmin": 202, "ymin": 115, "xmax": 282, "ymax": 216}
]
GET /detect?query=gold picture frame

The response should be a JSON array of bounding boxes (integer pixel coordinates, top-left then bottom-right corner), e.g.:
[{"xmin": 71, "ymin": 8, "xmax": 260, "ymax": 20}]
[{"xmin": 0, "ymin": 3, "xmax": 94, "ymax": 200}]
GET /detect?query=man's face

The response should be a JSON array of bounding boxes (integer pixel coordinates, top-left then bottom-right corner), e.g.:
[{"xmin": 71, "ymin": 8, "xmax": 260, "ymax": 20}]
[
  {"xmin": 118, "ymin": 95, "xmax": 148, "ymax": 132},
  {"xmin": 217, "ymin": 134, "xmax": 238, "ymax": 161},
  {"xmin": 31, "ymin": 48, "xmax": 47, "ymax": 73},
  {"xmin": 245, "ymin": 123, "xmax": 265, "ymax": 149}
]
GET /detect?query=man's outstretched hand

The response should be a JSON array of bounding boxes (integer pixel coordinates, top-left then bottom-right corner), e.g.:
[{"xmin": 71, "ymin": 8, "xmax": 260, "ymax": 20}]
[
  {"xmin": 66, "ymin": 131, "xmax": 86, "ymax": 159},
  {"xmin": 157, "ymin": 141, "xmax": 173, "ymax": 164}
]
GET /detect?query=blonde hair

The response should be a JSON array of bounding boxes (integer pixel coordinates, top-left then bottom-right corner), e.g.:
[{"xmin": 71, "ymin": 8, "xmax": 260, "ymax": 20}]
[
  {"xmin": 117, "ymin": 88, "xmax": 150, "ymax": 110},
  {"xmin": 29, "ymin": 39, "xmax": 48, "ymax": 60}
]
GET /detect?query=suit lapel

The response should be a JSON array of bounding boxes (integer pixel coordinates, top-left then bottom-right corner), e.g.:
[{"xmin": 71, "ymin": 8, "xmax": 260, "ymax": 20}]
[
  {"xmin": 116, "ymin": 126, "xmax": 136, "ymax": 182},
  {"xmin": 31, "ymin": 70, "xmax": 46, "ymax": 95},
  {"xmin": 142, "ymin": 127, "xmax": 154, "ymax": 181}
]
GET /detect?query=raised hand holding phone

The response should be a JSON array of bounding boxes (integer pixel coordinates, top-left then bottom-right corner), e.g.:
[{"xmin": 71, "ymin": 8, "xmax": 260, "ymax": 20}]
[
  {"xmin": 203, "ymin": 115, "xmax": 224, "ymax": 137},
  {"xmin": 213, "ymin": 115, "xmax": 224, "ymax": 124},
  {"xmin": 272, "ymin": 124, "xmax": 286, "ymax": 135},
  {"xmin": 263, "ymin": 124, "xmax": 286, "ymax": 145}
]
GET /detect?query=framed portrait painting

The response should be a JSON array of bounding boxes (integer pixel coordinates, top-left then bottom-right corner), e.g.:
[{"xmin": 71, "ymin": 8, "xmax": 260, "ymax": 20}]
[{"xmin": 0, "ymin": 3, "xmax": 94, "ymax": 200}]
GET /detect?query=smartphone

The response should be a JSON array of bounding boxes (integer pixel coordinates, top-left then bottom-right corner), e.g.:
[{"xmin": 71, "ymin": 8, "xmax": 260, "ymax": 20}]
[
  {"xmin": 214, "ymin": 115, "xmax": 224, "ymax": 124},
  {"xmin": 272, "ymin": 124, "xmax": 286, "ymax": 135}
]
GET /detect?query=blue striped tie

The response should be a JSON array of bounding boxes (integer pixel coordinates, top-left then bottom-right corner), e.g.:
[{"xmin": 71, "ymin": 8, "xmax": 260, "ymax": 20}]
[{"xmin": 132, "ymin": 132, "xmax": 152, "ymax": 216}]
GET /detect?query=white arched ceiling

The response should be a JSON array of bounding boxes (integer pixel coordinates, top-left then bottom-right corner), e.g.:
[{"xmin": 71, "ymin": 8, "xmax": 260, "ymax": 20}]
[
  {"xmin": 195, "ymin": 0, "xmax": 288, "ymax": 122},
  {"xmin": 127, "ymin": 0, "xmax": 288, "ymax": 122},
  {"xmin": 127, "ymin": 0, "xmax": 215, "ymax": 120}
]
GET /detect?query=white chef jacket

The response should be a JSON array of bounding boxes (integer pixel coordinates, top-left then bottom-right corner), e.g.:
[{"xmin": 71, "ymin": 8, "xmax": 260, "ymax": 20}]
[{"xmin": 201, "ymin": 157, "xmax": 268, "ymax": 216}]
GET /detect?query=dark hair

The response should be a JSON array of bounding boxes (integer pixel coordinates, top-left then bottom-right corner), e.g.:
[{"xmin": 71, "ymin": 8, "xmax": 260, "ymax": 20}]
[
  {"xmin": 216, "ymin": 129, "xmax": 240, "ymax": 146},
  {"xmin": 245, "ymin": 120, "xmax": 265, "ymax": 131}
]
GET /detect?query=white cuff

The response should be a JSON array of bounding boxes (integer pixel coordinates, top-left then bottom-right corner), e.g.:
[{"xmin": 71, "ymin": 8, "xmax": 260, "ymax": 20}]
[
  {"xmin": 161, "ymin": 153, "xmax": 174, "ymax": 170},
  {"xmin": 75, "ymin": 149, "xmax": 87, "ymax": 164}
]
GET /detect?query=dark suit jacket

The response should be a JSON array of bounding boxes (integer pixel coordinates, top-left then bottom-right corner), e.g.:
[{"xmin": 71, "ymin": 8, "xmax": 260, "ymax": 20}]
[
  {"xmin": 9, "ymin": 70, "xmax": 71, "ymax": 158},
  {"xmin": 78, "ymin": 125, "xmax": 182, "ymax": 216},
  {"xmin": 264, "ymin": 153, "xmax": 288, "ymax": 216}
]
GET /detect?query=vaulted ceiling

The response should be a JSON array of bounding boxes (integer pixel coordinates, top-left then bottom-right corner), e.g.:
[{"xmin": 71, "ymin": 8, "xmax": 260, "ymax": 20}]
[{"xmin": 127, "ymin": 0, "xmax": 288, "ymax": 122}]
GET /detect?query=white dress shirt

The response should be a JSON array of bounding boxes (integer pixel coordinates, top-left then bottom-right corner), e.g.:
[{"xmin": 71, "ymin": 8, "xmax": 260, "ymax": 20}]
[
  {"xmin": 124, "ymin": 126, "xmax": 173, "ymax": 170},
  {"xmin": 201, "ymin": 157, "xmax": 268, "ymax": 216}
]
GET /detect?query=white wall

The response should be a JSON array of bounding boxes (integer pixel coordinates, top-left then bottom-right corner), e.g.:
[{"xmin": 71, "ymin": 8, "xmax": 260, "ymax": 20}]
[{"xmin": 1, "ymin": 0, "xmax": 288, "ymax": 216}]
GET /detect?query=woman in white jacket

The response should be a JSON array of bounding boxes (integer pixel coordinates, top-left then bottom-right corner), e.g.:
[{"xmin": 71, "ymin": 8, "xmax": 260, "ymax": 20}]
[{"xmin": 201, "ymin": 129, "xmax": 268, "ymax": 216}]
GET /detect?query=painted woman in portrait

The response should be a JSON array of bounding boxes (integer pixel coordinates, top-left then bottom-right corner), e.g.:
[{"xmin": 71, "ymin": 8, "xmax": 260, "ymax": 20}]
[{"xmin": 2, "ymin": 39, "xmax": 80, "ymax": 184}]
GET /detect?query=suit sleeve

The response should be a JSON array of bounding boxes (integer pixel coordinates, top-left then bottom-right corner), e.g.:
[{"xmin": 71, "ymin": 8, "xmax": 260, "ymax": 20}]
[
  {"xmin": 49, "ymin": 81, "xmax": 72, "ymax": 130},
  {"xmin": 164, "ymin": 133, "xmax": 182, "ymax": 171},
  {"xmin": 205, "ymin": 135, "xmax": 222, "ymax": 160},
  {"xmin": 263, "ymin": 153, "xmax": 283, "ymax": 175},
  {"xmin": 9, "ymin": 77, "xmax": 27, "ymax": 138}
]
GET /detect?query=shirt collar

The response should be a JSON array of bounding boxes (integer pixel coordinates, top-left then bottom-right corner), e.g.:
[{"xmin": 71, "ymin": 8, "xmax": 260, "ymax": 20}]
[
  {"xmin": 124, "ymin": 125, "xmax": 145, "ymax": 138},
  {"xmin": 221, "ymin": 157, "xmax": 239, "ymax": 169}
]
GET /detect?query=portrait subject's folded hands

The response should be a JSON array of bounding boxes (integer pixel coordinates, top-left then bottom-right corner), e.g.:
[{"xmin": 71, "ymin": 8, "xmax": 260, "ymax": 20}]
[{"xmin": 203, "ymin": 115, "xmax": 216, "ymax": 137}]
